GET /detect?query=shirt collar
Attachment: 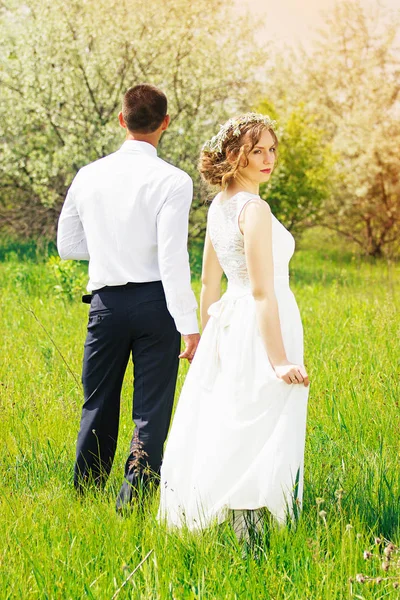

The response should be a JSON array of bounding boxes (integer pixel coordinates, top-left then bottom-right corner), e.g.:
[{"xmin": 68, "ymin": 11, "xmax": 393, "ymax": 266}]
[{"xmin": 119, "ymin": 140, "xmax": 158, "ymax": 157}]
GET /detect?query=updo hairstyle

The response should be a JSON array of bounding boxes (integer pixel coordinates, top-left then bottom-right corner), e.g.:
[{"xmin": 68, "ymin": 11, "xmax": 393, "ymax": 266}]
[{"xmin": 199, "ymin": 117, "xmax": 278, "ymax": 189}]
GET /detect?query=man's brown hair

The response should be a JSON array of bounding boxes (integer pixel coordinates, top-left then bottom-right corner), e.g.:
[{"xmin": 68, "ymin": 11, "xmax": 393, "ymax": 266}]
[{"xmin": 122, "ymin": 84, "xmax": 167, "ymax": 133}]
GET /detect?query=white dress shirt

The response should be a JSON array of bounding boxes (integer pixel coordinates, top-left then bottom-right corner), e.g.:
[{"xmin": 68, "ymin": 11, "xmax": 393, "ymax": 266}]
[{"xmin": 57, "ymin": 140, "xmax": 198, "ymax": 334}]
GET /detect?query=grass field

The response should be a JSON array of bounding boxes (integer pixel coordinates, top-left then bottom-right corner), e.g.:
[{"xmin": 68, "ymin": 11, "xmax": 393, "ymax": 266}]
[{"xmin": 1, "ymin": 237, "xmax": 399, "ymax": 599}]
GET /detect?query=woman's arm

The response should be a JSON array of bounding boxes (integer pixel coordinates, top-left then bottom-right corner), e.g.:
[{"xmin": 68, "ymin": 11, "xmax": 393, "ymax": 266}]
[
  {"xmin": 243, "ymin": 199, "xmax": 309, "ymax": 386},
  {"xmin": 200, "ymin": 227, "xmax": 223, "ymax": 330}
]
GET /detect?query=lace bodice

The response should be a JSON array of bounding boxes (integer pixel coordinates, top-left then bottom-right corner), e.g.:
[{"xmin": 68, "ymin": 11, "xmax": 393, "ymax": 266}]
[{"xmin": 207, "ymin": 192, "xmax": 295, "ymax": 289}]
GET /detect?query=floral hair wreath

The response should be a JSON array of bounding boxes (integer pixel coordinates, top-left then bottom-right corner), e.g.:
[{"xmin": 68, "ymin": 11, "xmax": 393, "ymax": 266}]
[{"xmin": 202, "ymin": 112, "xmax": 277, "ymax": 155}]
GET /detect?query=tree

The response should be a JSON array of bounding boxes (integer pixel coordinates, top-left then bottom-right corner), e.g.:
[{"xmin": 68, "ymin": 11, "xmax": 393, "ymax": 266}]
[
  {"xmin": 258, "ymin": 102, "xmax": 335, "ymax": 234},
  {"xmin": 263, "ymin": 1, "xmax": 400, "ymax": 256},
  {"xmin": 0, "ymin": 0, "xmax": 265, "ymax": 240},
  {"xmin": 312, "ymin": 2, "xmax": 399, "ymax": 256},
  {"xmin": 309, "ymin": 1, "xmax": 400, "ymax": 257}
]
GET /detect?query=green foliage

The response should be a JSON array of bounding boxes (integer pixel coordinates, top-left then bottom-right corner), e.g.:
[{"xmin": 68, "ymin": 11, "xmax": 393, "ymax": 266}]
[
  {"xmin": 259, "ymin": 104, "xmax": 335, "ymax": 233},
  {"xmin": 0, "ymin": 238, "xmax": 55, "ymax": 262},
  {"xmin": 1, "ymin": 243, "xmax": 399, "ymax": 598},
  {"xmin": 47, "ymin": 256, "xmax": 88, "ymax": 302},
  {"xmin": 189, "ymin": 239, "xmax": 205, "ymax": 280}
]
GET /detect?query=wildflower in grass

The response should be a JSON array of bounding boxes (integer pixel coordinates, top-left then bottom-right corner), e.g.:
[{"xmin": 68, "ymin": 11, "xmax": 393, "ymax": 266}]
[
  {"xmin": 334, "ymin": 488, "xmax": 345, "ymax": 511},
  {"xmin": 352, "ymin": 536, "xmax": 400, "ymax": 590},
  {"xmin": 316, "ymin": 497, "xmax": 324, "ymax": 506},
  {"xmin": 384, "ymin": 543, "xmax": 395, "ymax": 557},
  {"xmin": 129, "ymin": 430, "xmax": 149, "ymax": 477}
]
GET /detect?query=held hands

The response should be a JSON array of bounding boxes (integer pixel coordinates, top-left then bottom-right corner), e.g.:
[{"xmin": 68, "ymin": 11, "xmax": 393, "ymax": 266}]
[
  {"xmin": 179, "ymin": 333, "xmax": 201, "ymax": 364},
  {"xmin": 274, "ymin": 361, "xmax": 310, "ymax": 387}
]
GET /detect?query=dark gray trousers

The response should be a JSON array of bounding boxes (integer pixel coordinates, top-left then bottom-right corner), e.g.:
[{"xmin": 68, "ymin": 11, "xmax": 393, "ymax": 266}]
[{"xmin": 73, "ymin": 281, "xmax": 180, "ymax": 507}]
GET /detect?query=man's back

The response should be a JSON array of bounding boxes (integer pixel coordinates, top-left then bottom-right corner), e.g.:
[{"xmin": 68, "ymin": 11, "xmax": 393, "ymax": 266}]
[{"xmin": 58, "ymin": 140, "xmax": 192, "ymax": 294}]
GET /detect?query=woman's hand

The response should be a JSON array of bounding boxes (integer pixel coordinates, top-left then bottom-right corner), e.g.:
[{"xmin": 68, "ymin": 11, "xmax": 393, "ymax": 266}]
[{"xmin": 274, "ymin": 362, "xmax": 310, "ymax": 386}]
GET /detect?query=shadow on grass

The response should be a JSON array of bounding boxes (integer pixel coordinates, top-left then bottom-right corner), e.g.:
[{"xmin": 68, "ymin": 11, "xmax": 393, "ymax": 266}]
[{"xmin": 0, "ymin": 237, "xmax": 57, "ymax": 262}]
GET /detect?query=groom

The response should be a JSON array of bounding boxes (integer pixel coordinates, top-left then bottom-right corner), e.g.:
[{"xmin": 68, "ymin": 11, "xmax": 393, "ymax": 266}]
[{"xmin": 57, "ymin": 83, "xmax": 200, "ymax": 510}]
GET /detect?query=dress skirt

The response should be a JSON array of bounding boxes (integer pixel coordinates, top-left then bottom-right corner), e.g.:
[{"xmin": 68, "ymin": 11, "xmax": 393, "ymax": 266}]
[{"xmin": 159, "ymin": 278, "xmax": 309, "ymax": 529}]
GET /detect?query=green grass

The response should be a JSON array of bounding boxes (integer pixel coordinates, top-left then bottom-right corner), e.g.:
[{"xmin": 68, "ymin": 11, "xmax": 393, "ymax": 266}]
[{"xmin": 1, "ymin": 240, "xmax": 399, "ymax": 599}]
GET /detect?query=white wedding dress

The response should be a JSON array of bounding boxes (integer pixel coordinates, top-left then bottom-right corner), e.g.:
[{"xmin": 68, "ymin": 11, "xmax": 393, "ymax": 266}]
[{"xmin": 159, "ymin": 191, "xmax": 309, "ymax": 529}]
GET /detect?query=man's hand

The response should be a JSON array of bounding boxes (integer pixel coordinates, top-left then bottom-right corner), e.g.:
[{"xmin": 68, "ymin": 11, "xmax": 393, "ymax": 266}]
[{"xmin": 179, "ymin": 333, "xmax": 201, "ymax": 363}]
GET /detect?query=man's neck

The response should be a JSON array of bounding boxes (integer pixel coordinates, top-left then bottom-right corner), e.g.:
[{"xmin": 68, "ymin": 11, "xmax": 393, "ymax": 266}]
[{"xmin": 125, "ymin": 132, "xmax": 160, "ymax": 149}]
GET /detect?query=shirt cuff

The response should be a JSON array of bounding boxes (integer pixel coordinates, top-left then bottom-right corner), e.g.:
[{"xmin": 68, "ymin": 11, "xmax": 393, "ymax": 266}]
[{"xmin": 174, "ymin": 311, "xmax": 199, "ymax": 335}]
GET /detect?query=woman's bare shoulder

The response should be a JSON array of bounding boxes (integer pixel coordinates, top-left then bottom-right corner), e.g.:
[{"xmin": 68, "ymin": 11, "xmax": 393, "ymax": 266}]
[{"xmin": 244, "ymin": 196, "xmax": 271, "ymax": 215}]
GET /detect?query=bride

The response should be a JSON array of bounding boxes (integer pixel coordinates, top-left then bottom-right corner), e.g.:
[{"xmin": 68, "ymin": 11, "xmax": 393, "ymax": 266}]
[{"xmin": 158, "ymin": 113, "xmax": 310, "ymax": 533}]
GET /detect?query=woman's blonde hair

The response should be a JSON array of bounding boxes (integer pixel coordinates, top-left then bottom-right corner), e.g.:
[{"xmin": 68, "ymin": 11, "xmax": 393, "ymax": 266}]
[{"xmin": 199, "ymin": 113, "xmax": 278, "ymax": 188}]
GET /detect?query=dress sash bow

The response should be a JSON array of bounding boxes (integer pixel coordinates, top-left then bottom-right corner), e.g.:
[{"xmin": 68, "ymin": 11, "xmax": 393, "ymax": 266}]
[{"xmin": 201, "ymin": 290, "xmax": 252, "ymax": 391}]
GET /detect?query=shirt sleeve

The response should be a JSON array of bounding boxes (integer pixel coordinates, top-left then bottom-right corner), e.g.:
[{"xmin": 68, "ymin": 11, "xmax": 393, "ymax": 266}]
[
  {"xmin": 156, "ymin": 173, "xmax": 199, "ymax": 335},
  {"xmin": 57, "ymin": 175, "xmax": 90, "ymax": 261}
]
